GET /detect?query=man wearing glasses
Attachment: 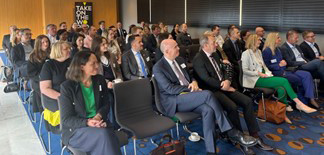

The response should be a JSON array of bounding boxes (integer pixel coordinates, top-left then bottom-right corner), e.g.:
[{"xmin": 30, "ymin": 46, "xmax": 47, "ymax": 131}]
[{"xmin": 300, "ymin": 30, "xmax": 324, "ymax": 61}]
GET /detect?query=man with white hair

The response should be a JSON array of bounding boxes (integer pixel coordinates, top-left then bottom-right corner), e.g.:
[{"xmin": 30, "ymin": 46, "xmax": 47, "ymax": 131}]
[
  {"xmin": 46, "ymin": 24, "xmax": 57, "ymax": 45},
  {"xmin": 153, "ymin": 39, "xmax": 257, "ymax": 155}
]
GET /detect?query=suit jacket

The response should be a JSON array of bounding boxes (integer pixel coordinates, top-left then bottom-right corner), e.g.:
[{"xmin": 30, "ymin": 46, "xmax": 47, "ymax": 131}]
[
  {"xmin": 59, "ymin": 75, "xmax": 111, "ymax": 145},
  {"xmin": 193, "ymin": 51, "xmax": 233, "ymax": 92},
  {"xmin": 145, "ymin": 34, "xmax": 158, "ymax": 53},
  {"xmin": 2, "ymin": 34, "xmax": 10, "ymax": 51},
  {"xmin": 176, "ymin": 32, "xmax": 192, "ymax": 46},
  {"xmin": 11, "ymin": 40, "xmax": 35, "ymax": 68},
  {"xmin": 223, "ymin": 39, "xmax": 242, "ymax": 72},
  {"xmin": 262, "ymin": 47, "xmax": 285, "ymax": 76},
  {"xmin": 121, "ymin": 49, "xmax": 153, "ymax": 80},
  {"xmin": 299, "ymin": 41, "xmax": 321, "ymax": 61},
  {"xmin": 258, "ymin": 38, "xmax": 266, "ymax": 51},
  {"xmin": 96, "ymin": 28, "xmax": 103, "ymax": 36},
  {"xmin": 153, "ymin": 57, "xmax": 192, "ymax": 116},
  {"xmin": 117, "ymin": 28, "xmax": 127, "ymax": 38},
  {"xmin": 280, "ymin": 42, "xmax": 308, "ymax": 67}
]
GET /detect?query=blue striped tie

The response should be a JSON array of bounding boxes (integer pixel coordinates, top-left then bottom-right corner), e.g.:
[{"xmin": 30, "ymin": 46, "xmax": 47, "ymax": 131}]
[{"xmin": 136, "ymin": 52, "xmax": 147, "ymax": 78}]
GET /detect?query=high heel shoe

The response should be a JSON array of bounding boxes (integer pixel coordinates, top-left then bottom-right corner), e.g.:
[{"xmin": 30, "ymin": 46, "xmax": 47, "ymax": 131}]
[
  {"xmin": 285, "ymin": 116, "xmax": 292, "ymax": 124},
  {"xmin": 296, "ymin": 104, "xmax": 317, "ymax": 113}
]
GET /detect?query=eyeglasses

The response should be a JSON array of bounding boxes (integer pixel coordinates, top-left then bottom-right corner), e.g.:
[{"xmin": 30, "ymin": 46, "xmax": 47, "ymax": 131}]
[
  {"xmin": 24, "ymin": 33, "xmax": 32, "ymax": 36},
  {"xmin": 307, "ymin": 35, "xmax": 315, "ymax": 38}
]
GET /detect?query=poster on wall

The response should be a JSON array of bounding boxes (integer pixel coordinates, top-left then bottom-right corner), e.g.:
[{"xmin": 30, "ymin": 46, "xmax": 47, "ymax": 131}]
[{"xmin": 75, "ymin": 2, "xmax": 93, "ymax": 26}]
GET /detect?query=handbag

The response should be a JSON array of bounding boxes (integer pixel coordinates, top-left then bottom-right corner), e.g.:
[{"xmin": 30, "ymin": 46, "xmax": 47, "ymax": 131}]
[
  {"xmin": 150, "ymin": 134, "xmax": 186, "ymax": 155},
  {"xmin": 257, "ymin": 87, "xmax": 286, "ymax": 124}
]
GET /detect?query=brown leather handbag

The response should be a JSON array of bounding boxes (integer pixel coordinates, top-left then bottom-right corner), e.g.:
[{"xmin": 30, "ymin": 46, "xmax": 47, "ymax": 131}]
[
  {"xmin": 257, "ymin": 87, "xmax": 287, "ymax": 124},
  {"xmin": 150, "ymin": 134, "xmax": 186, "ymax": 155}
]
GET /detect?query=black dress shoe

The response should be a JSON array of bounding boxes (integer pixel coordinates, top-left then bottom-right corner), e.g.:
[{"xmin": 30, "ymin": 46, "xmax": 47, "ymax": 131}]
[
  {"xmin": 239, "ymin": 145, "xmax": 255, "ymax": 155},
  {"xmin": 227, "ymin": 129, "xmax": 257, "ymax": 147},
  {"xmin": 255, "ymin": 138, "xmax": 273, "ymax": 151}
]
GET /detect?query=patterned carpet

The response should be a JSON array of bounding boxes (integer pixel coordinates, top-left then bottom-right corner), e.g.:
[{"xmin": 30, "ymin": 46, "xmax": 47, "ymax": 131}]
[{"xmin": 1, "ymin": 51, "xmax": 323, "ymax": 155}]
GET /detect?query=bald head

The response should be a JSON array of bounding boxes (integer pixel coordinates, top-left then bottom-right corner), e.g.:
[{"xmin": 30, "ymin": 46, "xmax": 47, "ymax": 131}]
[
  {"xmin": 255, "ymin": 26, "xmax": 265, "ymax": 37},
  {"xmin": 160, "ymin": 39, "xmax": 179, "ymax": 60}
]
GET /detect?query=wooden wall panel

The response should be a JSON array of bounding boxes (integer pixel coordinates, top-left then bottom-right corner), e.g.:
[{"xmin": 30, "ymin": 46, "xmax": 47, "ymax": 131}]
[
  {"xmin": 0, "ymin": 0, "xmax": 118, "ymax": 47},
  {"xmin": 0, "ymin": 0, "xmax": 43, "ymax": 45}
]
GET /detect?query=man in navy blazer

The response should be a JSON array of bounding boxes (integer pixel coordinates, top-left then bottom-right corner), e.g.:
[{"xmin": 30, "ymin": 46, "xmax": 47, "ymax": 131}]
[
  {"xmin": 153, "ymin": 39, "xmax": 257, "ymax": 155},
  {"xmin": 280, "ymin": 30, "xmax": 324, "ymax": 85},
  {"xmin": 300, "ymin": 30, "xmax": 323, "ymax": 61}
]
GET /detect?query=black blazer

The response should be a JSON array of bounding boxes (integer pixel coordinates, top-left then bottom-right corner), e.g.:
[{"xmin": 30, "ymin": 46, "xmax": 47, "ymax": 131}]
[
  {"xmin": 2, "ymin": 34, "xmax": 10, "ymax": 51},
  {"xmin": 280, "ymin": 42, "xmax": 308, "ymax": 67},
  {"xmin": 145, "ymin": 34, "xmax": 158, "ymax": 53},
  {"xmin": 193, "ymin": 51, "xmax": 233, "ymax": 92},
  {"xmin": 223, "ymin": 39, "xmax": 242, "ymax": 71},
  {"xmin": 11, "ymin": 40, "xmax": 35, "ymax": 68},
  {"xmin": 299, "ymin": 41, "xmax": 321, "ymax": 61},
  {"xmin": 258, "ymin": 38, "xmax": 266, "ymax": 51},
  {"xmin": 121, "ymin": 49, "xmax": 153, "ymax": 80},
  {"xmin": 117, "ymin": 28, "xmax": 127, "ymax": 38},
  {"xmin": 59, "ymin": 75, "xmax": 111, "ymax": 145},
  {"xmin": 152, "ymin": 57, "xmax": 192, "ymax": 116},
  {"xmin": 96, "ymin": 28, "xmax": 103, "ymax": 36}
]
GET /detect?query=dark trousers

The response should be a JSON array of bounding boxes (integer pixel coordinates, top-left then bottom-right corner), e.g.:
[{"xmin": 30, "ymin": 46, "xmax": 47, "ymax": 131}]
[
  {"xmin": 176, "ymin": 90, "xmax": 232, "ymax": 153},
  {"xmin": 284, "ymin": 70, "xmax": 314, "ymax": 100},
  {"xmin": 69, "ymin": 127, "xmax": 122, "ymax": 155},
  {"xmin": 214, "ymin": 90, "xmax": 260, "ymax": 135},
  {"xmin": 300, "ymin": 59, "xmax": 324, "ymax": 81}
]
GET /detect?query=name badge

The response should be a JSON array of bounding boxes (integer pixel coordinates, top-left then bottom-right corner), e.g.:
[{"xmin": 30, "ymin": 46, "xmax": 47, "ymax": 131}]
[
  {"xmin": 180, "ymin": 63, "xmax": 186, "ymax": 69},
  {"xmin": 271, "ymin": 59, "xmax": 277, "ymax": 63},
  {"xmin": 146, "ymin": 57, "xmax": 150, "ymax": 62},
  {"xmin": 113, "ymin": 64, "xmax": 116, "ymax": 68}
]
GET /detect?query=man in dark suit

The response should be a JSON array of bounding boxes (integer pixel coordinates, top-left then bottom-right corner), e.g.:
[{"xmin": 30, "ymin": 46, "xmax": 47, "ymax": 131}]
[
  {"xmin": 122, "ymin": 35, "xmax": 152, "ymax": 80},
  {"xmin": 2, "ymin": 25, "xmax": 17, "ymax": 60},
  {"xmin": 281, "ymin": 30, "xmax": 324, "ymax": 85},
  {"xmin": 255, "ymin": 26, "xmax": 266, "ymax": 51},
  {"xmin": 300, "ymin": 30, "xmax": 324, "ymax": 61},
  {"xmin": 96, "ymin": 21, "xmax": 105, "ymax": 36},
  {"xmin": 193, "ymin": 34, "xmax": 273, "ymax": 153},
  {"xmin": 153, "ymin": 39, "xmax": 257, "ymax": 155},
  {"xmin": 222, "ymin": 27, "xmax": 242, "ymax": 90},
  {"xmin": 176, "ymin": 23, "xmax": 192, "ymax": 47},
  {"xmin": 144, "ymin": 24, "xmax": 160, "ymax": 56},
  {"xmin": 116, "ymin": 22, "xmax": 127, "ymax": 39},
  {"xmin": 11, "ymin": 28, "xmax": 34, "ymax": 77}
]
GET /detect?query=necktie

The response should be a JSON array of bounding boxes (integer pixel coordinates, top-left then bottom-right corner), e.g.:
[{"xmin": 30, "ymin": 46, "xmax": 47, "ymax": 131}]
[
  {"xmin": 210, "ymin": 56, "xmax": 223, "ymax": 81},
  {"xmin": 136, "ymin": 52, "xmax": 147, "ymax": 78},
  {"xmin": 172, "ymin": 61, "xmax": 189, "ymax": 86}
]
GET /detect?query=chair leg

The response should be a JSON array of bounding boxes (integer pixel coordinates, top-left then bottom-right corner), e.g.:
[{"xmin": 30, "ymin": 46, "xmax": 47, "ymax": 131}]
[
  {"xmin": 133, "ymin": 138, "xmax": 137, "ymax": 155},
  {"xmin": 123, "ymin": 146, "xmax": 127, "ymax": 155},
  {"xmin": 314, "ymin": 80, "xmax": 319, "ymax": 99},
  {"xmin": 61, "ymin": 145, "xmax": 67, "ymax": 155},
  {"xmin": 261, "ymin": 93, "xmax": 267, "ymax": 121},
  {"xmin": 39, "ymin": 111, "xmax": 51, "ymax": 154},
  {"xmin": 27, "ymin": 98, "xmax": 36, "ymax": 123},
  {"xmin": 176, "ymin": 123, "xmax": 180, "ymax": 140},
  {"xmin": 170, "ymin": 129, "xmax": 174, "ymax": 139}
]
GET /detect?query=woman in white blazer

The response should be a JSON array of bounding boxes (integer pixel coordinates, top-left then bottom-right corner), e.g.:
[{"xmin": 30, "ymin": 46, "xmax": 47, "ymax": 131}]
[{"xmin": 241, "ymin": 34, "xmax": 316, "ymax": 124}]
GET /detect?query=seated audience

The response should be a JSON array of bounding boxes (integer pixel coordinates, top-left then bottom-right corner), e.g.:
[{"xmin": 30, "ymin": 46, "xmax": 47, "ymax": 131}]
[
  {"xmin": 211, "ymin": 25, "xmax": 224, "ymax": 48},
  {"xmin": 163, "ymin": 25, "xmax": 169, "ymax": 33},
  {"xmin": 46, "ymin": 24, "xmax": 57, "ymax": 45},
  {"xmin": 39, "ymin": 41, "xmax": 71, "ymax": 133},
  {"xmin": 239, "ymin": 29, "xmax": 251, "ymax": 51},
  {"xmin": 96, "ymin": 20, "xmax": 105, "ymax": 36},
  {"xmin": 124, "ymin": 26, "xmax": 144, "ymax": 51},
  {"xmin": 27, "ymin": 35, "xmax": 51, "ymax": 113},
  {"xmin": 59, "ymin": 22, "xmax": 67, "ymax": 30},
  {"xmin": 241, "ymin": 34, "xmax": 316, "ymax": 124},
  {"xmin": 116, "ymin": 22, "xmax": 127, "ymax": 39},
  {"xmin": 81, "ymin": 24, "xmax": 89, "ymax": 35},
  {"xmin": 300, "ymin": 30, "xmax": 323, "ymax": 61},
  {"xmin": 223, "ymin": 27, "xmax": 242, "ymax": 89},
  {"xmin": 224, "ymin": 24, "xmax": 236, "ymax": 41},
  {"xmin": 171, "ymin": 24, "xmax": 180, "ymax": 41},
  {"xmin": 255, "ymin": 26, "xmax": 266, "ymax": 51},
  {"xmin": 68, "ymin": 22, "xmax": 78, "ymax": 42},
  {"xmin": 176, "ymin": 23, "xmax": 192, "ymax": 46},
  {"xmin": 92, "ymin": 36, "xmax": 123, "ymax": 88},
  {"xmin": 70, "ymin": 33, "xmax": 89, "ymax": 58},
  {"xmin": 145, "ymin": 24, "xmax": 160, "ymax": 55},
  {"xmin": 280, "ymin": 30, "xmax": 324, "ymax": 86},
  {"xmin": 159, "ymin": 22, "xmax": 165, "ymax": 33},
  {"xmin": 155, "ymin": 33, "xmax": 173, "ymax": 62},
  {"xmin": 153, "ymin": 39, "xmax": 257, "ymax": 155},
  {"xmin": 59, "ymin": 51, "xmax": 122, "ymax": 155},
  {"xmin": 102, "ymin": 28, "xmax": 122, "ymax": 65},
  {"xmin": 2, "ymin": 25, "xmax": 17, "ymax": 60},
  {"xmin": 84, "ymin": 25, "xmax": 97, "ymax": 49},
  {"xmin": 56, "ymin": 29, "xmax": 68, "ymax": 42},
  {"xmin": 125, "ymin": 24, "xmax": 136, "ymax": 43},
  {"xmin": 262, "ymin": 32, "xmax": 319, "ymax": 108},
  {"xmin": 11, "ymin": 28, "xmax": 35, "ymax": 77},
  {"xmin": 122, "ymin": 35, "xmax": 152, "ymax": 80},
  {"xmin": 193, "ymin": 34, "xmax": 273, "ymax": 153}
]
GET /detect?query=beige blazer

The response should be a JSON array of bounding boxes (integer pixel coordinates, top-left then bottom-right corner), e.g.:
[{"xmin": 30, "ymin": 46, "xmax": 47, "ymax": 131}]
[{"xmin": 241, "ymin": 49, "xmax": 273, "ymax": 88}]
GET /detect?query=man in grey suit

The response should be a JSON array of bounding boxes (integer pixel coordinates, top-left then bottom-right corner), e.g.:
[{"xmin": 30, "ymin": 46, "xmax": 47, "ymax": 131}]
[
  {"xmin": 121, "ymin": 35, "xmax": 152, "ymax": 80},
  {"xmin": 280, "ymin": 30, "xmax": 324, "ymax": 85},
  {"xmin": 153, "ymin": 39, "xmax": 257, "ymax": 155}
]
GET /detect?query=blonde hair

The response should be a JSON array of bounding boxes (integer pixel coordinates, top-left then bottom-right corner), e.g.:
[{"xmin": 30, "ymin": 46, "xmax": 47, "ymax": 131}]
[
  {"xmin": 264, "ymin": 32, "xmax": 279, "ymax": 55},
  {"xmin": 50, "ymin": 41, "xmax": 70, "ymax": 59},
  {"xmin": 245, "ymin": 34, "xmax": 259, "ymax": 52}
]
